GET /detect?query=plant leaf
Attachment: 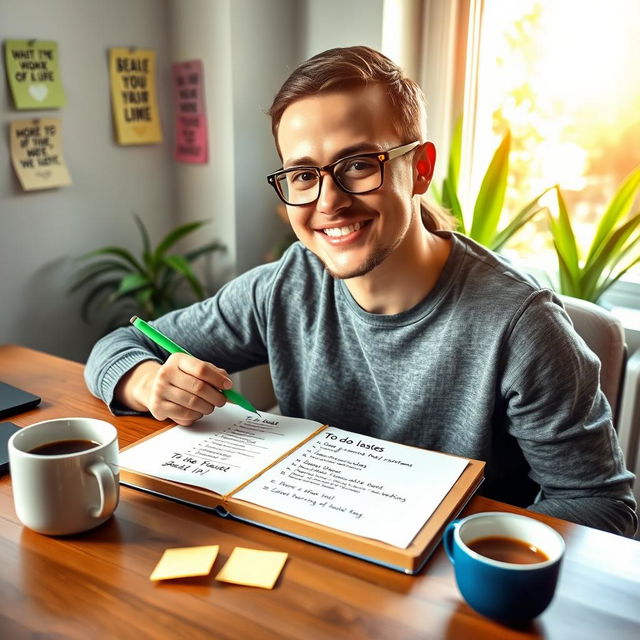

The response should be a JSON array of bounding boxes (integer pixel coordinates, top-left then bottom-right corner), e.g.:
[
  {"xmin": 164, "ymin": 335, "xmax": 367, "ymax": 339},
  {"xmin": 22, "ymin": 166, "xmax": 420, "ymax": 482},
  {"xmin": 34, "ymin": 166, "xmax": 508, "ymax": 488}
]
[
  {"xmin": 593, "ymin": 231, "xmax": 640, "ymax": 295},
  {"xmin": 133, "ymin": 286, "xmax": 156, "ymax": 309},
  {"xmin": 136, "ymin": 286, "xmax": 155, "ymax": 307},
  {"xmin": 77, "ymin": 246, "xmax": 144, "ymax": 273},
  {"xmin": 547, "ymin": 186, "xmax": 580, "ymax": 283},
  {"xmin": 553, "ymin": 242, "xmax": 580, "ymax": 297},
  {"xmin": 434, "ymin": 116, "xmax": 463, "ymax": 221},
  {"xmin": 581, "ymin": 211, "xmax": 640, "ymax": 298},
  {"xmin": 110, "ymin": 273, "xmax": 151, "ymax": 301},
  {"xmin": 442, "ymin": 176, "xmax": 465, "ymax": 233},
  {"xmin": 492, "ymin": 205, "xmax": 545, "ymax": 252},
  {"xmin": 184, "ymin": 240, "xmax": 227, "ymax": 263},
  {"xmin": 68, "ymin": 260, "xmax": 129, "ymax": 292},
  {"xmin": 592, "ymin": 253, "xmax": 640, "ymax": 302},
  {"xmin": 586, "ymin": 166, "xmax": 640, "ymax": 263},
  {"xmin": 448, "ymin": 116, "xmax": 463, "ymax": 194},
  {"xmin": 491, "ymin": 186, "xmax": 554, "ymax": 251},
  {"xmin": 152, "ymin": 221, "xmax": 209, "ymax": 265},
  {"xmin": 132, "ymin": 213, "xmax": 151, "ymax": 260},
  {"xmin": 162, "ymin": 255, "xmax": 205, "ymax": 299},
  {"xmin": 470, "ymin": 130, "xmax": 511, "ymax": 247}
]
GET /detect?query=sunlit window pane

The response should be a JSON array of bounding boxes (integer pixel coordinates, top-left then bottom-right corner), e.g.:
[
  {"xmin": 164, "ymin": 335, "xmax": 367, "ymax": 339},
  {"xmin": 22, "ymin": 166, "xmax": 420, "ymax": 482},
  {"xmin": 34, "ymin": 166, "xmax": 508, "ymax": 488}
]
[{"xmin": 470, "ymin": 0, "xmax": 640, "ymax": 283}]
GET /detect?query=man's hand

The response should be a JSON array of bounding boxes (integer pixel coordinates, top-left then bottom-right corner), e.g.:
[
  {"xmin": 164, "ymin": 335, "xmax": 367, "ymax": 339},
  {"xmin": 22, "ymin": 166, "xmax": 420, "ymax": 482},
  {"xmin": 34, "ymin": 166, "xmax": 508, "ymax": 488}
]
[{"xmin": 115, "ymin": 354, "xmax": 233, "ymax": 426}]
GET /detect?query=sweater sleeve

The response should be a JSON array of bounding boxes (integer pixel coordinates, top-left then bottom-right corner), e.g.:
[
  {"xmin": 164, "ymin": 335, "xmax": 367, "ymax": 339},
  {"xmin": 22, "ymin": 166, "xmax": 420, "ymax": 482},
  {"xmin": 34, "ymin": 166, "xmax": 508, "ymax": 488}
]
[
  {"xmin": 83, "ymin": 258, "xmax": 280, "ymax": 415},
  {"xmin": 500, "ymin": 290, "xmax": 637, "ymax": 536}
]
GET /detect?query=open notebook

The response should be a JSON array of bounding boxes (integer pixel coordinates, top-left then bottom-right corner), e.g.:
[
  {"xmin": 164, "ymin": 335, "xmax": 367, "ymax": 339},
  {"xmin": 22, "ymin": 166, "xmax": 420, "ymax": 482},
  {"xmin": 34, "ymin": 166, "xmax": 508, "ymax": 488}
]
[{"xmin": 119, "ymin": 404, "xmax": 484, "ymax": 573}]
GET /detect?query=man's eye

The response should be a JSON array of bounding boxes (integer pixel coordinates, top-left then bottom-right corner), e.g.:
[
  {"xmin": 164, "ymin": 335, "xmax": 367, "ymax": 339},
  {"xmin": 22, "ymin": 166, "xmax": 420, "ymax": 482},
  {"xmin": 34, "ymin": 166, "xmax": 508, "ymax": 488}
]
[
  {"xmin": 291, "ymin": 171, "xmax": 318, "ymax": 184},
  {"xmin": 343, "ymin": 158, "xmax": 378, "ymax": 174}
]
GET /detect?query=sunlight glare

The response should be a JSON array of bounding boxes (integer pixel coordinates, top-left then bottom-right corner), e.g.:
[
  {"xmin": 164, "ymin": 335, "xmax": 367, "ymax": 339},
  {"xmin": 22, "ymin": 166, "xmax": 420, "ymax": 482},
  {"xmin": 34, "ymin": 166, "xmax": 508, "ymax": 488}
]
[{"xmin": 473, "ymin": 0, "xmax": 640, "ymax": 280}]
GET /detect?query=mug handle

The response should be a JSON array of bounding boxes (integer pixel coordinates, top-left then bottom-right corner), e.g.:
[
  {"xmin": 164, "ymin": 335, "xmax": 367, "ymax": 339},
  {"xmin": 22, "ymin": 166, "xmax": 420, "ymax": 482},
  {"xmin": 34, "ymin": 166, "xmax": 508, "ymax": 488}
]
[
  {"xmin": 86, "ymin": 461, "xmax": 118, "ymax": 519},
  {"xmin": 443, "ymin": 519, "xmax": 461, "ymax": 564}
]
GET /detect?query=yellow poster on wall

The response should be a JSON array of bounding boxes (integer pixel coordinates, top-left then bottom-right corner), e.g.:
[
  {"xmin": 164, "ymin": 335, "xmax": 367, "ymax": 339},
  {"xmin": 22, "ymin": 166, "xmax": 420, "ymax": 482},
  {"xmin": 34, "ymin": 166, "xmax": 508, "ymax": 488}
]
[
  {"xmin": 10, "ymin": 118, "xmax": 72, "ymax": 190},
  {"xmin": 109, "ymin": 48, "xmax": 162, "ymax": 145}
]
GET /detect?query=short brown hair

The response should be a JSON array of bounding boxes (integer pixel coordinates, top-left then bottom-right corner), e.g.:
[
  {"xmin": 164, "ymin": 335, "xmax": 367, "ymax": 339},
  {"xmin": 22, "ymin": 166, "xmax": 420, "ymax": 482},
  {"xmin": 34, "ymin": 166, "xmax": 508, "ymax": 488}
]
[
  {"xmin": 268, "ymin": 46, "xmax": 456, "ymax": 232},
  {"xmin": 269, "ymin": 46, "xmax": 427, "ymax": 143}
]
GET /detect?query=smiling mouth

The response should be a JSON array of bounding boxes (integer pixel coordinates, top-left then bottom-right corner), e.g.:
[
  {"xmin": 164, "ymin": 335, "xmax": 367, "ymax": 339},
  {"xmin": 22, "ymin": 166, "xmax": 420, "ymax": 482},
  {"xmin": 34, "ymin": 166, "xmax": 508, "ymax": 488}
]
[{"xmin": 322, "ymin": 221, "xmax": 367, "ymax": 237}]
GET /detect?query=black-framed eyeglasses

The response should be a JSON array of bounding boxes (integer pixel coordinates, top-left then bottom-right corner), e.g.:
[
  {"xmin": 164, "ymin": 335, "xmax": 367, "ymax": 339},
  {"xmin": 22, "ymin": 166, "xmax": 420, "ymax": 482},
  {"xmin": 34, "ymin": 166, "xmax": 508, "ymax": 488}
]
[{"xmin": 266, "ymin": 141, "xmax": 421, "ymax": 206}]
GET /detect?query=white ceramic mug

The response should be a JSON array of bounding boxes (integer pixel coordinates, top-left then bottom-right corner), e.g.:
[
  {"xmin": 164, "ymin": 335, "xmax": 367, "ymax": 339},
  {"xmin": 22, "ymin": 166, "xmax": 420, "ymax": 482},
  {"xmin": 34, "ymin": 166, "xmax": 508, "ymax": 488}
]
[{"xmin": 8, "ymin": 417, "xmax": 119, "ymax": 535}]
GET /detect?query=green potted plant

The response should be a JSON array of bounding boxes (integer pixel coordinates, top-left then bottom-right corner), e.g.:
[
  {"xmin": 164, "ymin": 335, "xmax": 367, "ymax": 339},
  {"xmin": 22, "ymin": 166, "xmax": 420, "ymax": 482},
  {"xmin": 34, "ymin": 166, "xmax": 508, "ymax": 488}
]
[
  {"xmin": 546, "ymin": 166, "xmax": 640, "ymax": 303},
  {"xmin": 433, "ymin": 118, "xmax": 551, "ymax": 251},
  {"xmin": 70, "ymin": 214, "xmax": 226, "ymax": 331}
]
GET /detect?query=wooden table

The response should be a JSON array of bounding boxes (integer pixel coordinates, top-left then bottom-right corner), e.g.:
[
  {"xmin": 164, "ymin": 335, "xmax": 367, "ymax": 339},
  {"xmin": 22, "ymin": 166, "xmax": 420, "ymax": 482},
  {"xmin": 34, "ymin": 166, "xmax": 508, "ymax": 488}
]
[{"xmin": 1, "ymin": 344, "xmax": 638, "ymax": 639}]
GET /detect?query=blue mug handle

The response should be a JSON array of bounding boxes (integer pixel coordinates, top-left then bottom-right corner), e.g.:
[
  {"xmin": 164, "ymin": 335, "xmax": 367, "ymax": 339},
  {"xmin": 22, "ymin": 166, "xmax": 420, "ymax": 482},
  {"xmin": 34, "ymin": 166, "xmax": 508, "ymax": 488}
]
[{"xmin": 443, "ymin": 519, "xmax": 462, "ymax": 564}]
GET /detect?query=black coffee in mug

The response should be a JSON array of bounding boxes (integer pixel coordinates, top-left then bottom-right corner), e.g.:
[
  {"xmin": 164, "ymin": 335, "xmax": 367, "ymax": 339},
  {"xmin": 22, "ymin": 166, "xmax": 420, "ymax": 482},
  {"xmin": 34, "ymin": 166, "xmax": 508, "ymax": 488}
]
[
  {"xmin": 467, "ymin": 535, "xmax": 549, "ymax": 564},
  {"xmin": 28, "ymin": 439, "xmax": 101, "ymax": 456}
]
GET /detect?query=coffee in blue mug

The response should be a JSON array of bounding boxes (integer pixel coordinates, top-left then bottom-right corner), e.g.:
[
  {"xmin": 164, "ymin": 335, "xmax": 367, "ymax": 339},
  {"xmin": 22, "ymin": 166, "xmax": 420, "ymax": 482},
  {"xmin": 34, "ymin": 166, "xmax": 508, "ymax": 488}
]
[{"xmin": 444, "ymin": 512, "xmax": 565, "ymax": 625}]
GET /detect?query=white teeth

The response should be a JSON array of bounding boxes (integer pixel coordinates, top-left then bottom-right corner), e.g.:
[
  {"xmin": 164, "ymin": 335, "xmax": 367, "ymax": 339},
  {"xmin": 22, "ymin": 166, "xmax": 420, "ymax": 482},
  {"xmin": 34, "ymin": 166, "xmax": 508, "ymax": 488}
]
[{"xmin": 323, "ymin": 221, "xmax": 363, "ymax": 237}]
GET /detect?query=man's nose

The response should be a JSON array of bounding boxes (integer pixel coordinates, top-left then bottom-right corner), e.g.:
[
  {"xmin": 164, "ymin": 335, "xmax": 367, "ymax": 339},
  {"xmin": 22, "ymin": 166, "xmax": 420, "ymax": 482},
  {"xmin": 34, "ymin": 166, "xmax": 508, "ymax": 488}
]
[{"xmin": 316, "ymin": 172, "xmax": 352, "ymax": 214}]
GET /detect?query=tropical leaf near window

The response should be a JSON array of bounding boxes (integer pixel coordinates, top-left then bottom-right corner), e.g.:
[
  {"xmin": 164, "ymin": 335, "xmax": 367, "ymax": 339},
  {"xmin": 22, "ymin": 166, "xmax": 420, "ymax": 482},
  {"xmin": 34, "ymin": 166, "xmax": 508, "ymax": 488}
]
[
  {"xmin": 547, "ymin": 166, "xmax": 640, "ymax": 303},
  {"xmin": 432, "ymin": 118, "xmax": 551, "ymax": 252},
  {"xmin": 70, "ymin": 214, "xmax": 226, "ymax": 331}
]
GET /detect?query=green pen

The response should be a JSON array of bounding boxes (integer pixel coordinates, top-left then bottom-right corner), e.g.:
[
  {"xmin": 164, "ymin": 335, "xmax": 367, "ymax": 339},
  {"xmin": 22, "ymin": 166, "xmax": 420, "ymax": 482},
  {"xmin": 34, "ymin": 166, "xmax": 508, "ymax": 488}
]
[{"xmin": 129, "ymin": 315, "xmax": 260, "ymax": 415}]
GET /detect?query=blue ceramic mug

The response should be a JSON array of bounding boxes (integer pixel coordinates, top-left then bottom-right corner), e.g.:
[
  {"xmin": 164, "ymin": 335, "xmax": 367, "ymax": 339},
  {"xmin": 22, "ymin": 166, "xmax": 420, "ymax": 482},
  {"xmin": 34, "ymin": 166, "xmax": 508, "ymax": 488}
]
[{"xmin": 444, "ymin": 512, "xmax": 565, "ymax": 625}]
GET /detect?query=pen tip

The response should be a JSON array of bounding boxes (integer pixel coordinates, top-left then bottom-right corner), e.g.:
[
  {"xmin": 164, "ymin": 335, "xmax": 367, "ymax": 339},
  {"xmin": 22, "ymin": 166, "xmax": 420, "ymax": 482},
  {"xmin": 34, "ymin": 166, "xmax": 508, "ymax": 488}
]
[{"xmin": 130, "ymin": 315, "xmax": 139, "ymax": 324}]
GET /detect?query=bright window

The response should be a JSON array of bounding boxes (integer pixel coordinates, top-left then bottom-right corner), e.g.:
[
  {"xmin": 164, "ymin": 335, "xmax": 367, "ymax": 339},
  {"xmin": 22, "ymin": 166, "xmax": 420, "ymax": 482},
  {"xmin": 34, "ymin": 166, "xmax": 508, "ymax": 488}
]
[{"xmin": 465, "ymin": 0, "xmax": 640, "ymax": 289}]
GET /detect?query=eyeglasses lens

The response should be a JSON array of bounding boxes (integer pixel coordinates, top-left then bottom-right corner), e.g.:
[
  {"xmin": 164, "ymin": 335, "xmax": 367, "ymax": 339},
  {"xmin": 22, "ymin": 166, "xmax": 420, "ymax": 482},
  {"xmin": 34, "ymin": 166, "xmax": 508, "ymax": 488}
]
[{"xmin": 277, "ymin": 156, "xmax": 383, "ymax": 205}]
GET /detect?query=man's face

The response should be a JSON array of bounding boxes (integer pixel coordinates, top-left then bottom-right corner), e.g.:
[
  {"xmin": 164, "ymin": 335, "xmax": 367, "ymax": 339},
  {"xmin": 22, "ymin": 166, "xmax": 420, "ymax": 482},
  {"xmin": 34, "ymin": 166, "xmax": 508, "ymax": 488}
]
[{"xmin": 277, "ymin": 85, "xmax": 425, "ymax": 280}]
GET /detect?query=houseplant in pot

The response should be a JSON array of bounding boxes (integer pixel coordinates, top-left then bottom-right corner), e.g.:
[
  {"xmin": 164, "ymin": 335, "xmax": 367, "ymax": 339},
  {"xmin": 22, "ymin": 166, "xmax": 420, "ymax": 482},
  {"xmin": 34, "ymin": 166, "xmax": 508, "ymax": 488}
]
[{"xmin": 70, "ymin": 214, "xmax": 226, "ymax": 332}]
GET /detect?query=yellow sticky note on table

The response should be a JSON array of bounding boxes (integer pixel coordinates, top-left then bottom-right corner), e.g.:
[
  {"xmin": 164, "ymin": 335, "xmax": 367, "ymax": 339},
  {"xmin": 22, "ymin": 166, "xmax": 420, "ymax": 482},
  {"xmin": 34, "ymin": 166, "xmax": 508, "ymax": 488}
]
[
  {"xmin": 215, "ymin": 547, "xmax": 288, "ymax": 589},
  {"xmin": 150, "ymin": 545, "xmax": 219, "ymax": 581}
]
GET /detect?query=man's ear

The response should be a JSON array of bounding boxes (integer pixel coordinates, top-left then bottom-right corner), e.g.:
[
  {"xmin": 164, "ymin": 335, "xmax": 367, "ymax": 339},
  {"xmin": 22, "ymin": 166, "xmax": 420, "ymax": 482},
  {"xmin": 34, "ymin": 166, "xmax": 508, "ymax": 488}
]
[{"xmin": 413, "ymin": 142, "xmax": 436, "ymax": 195}]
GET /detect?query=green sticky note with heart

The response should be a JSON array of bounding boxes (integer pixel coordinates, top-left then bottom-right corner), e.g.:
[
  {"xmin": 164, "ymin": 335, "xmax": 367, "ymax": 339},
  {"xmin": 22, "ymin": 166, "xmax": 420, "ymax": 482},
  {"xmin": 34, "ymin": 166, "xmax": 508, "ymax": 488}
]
[{"xmin": 4, "ymin": 40, "xmax": 66, "ymax": 109}]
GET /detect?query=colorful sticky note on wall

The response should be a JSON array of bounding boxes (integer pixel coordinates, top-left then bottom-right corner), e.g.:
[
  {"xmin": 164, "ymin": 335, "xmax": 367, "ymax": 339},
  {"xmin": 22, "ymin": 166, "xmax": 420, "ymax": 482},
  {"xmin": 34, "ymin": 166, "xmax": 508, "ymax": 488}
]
[
  {"xmin": 109, "ymin": 48, "xmax": 163, "ymax": 145},
  {"xmin": 4, "ymin": 40, "xmax": 66, "ymax": 109},
  {"xmin": 10, "ymin": 118, "xmax": 72, "ymax": 190},
  {"xmin": 172, "ymin": 60, "xmax": 208, "ymax": 164}
]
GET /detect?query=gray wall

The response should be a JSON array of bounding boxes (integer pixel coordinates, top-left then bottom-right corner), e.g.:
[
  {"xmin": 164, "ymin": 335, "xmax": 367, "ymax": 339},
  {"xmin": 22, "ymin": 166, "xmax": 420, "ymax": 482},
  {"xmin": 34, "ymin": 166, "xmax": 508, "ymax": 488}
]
[
  {"xmin": 231, "ymin": 0, "xmax": 300, "ymax": 276},
  {"xmin": 301, "ymin": 0, "xmax": 383, "ymax": 59},
  {"xmin": 1, "ymin": 0, "xmax": 175, "ymax": 362},
  {"xmin": 0, "ymin": 0, "xmax": 383, "ymax": 365}
]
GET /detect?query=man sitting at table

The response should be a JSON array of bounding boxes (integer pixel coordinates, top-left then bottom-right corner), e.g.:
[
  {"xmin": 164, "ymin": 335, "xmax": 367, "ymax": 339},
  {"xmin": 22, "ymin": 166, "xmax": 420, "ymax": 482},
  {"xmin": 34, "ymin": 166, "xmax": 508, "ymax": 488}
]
[{"xmin": 85, "ymin": 46, "xmax": 637, "ymax": 537}]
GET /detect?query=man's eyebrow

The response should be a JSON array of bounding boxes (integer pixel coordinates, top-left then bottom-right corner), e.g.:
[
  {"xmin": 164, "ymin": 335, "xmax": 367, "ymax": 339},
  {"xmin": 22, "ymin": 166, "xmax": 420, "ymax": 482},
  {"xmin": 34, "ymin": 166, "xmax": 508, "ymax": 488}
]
[{"xmin": 284, "ymin": 143, "xmax": 383, "ymax": 169}]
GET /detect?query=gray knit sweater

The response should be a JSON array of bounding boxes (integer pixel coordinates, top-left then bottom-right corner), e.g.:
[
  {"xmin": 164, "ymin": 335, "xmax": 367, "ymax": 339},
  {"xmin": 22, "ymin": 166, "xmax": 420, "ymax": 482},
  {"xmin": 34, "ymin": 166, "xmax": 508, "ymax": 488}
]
[{"xmin": 85, "ymin": 232, "xmax": 637, "ymax": 536}]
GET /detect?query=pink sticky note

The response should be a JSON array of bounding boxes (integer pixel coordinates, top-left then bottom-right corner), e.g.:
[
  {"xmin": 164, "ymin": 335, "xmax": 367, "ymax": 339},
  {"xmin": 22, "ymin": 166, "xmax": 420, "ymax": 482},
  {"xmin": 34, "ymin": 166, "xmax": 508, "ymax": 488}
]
[
  {"xmin": 175, "ymin": 113, "xmax": 208, "ymax": 163},
  {"xmin": 172, "ymin": 60, "xmax": 208, "ymax": 164}
]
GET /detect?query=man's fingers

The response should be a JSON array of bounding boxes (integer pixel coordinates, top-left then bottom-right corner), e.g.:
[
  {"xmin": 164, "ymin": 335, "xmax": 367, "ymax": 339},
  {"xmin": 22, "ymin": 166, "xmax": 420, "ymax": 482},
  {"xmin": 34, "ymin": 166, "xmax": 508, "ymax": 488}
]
[
  {"xmin": 168, "ymin": 353, "xmax": 233, "ymax": 391},
  {"xmin": 149, "ymin": 401, "xmax": 203, "ymax": 426},
  {"xmin": 147, "ymin": 354, "xmax": 231, "ymax": 425},
  {"xmin": 159, "ymin": 355, "xmax": 227, "ymax": 403},
  {"xmin": 147, "ymin": 383, "xmax": 215, "ymax": 424}
]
